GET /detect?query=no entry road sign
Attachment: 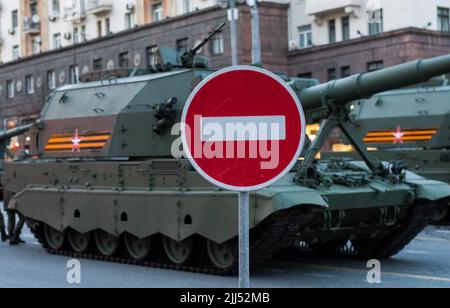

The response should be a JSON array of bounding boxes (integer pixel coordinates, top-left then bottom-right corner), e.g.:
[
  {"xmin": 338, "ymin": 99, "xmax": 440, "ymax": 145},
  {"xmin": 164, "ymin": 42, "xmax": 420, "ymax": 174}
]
[
  {"xmin": 181, "ymin": 66, "xmax": 306, "ymax": 192},
  {"xmin": 181, "ymin": 65, "xmax": 306, "ymax": 289}
]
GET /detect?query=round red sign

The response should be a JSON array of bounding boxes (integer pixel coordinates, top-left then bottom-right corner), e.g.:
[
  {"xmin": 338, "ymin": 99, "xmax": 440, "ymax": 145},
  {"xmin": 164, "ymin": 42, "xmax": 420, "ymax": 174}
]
[{"xmin": 181, "ymin": 66, "xmax": 306, "ymax": 192}]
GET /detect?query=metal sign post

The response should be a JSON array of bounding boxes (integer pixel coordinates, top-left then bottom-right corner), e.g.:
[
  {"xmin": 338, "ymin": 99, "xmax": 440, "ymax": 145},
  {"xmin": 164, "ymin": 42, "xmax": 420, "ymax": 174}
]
[
  {"xmin": 239, "ymin": 191, "xmax": 250, "ymax": 288},
  {"xmin": 228, "ymin": 0, "xmax": 239, "ymax": 66}
]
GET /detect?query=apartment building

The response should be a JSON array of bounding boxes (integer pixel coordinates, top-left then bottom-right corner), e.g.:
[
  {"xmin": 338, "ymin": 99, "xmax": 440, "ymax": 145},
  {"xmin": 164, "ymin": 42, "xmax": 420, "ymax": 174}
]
[
  {"xmin": 289, "ymin": 0, "xmax": 450, "ymax": 49},
  {"xmin": 0, "ymin": 0, "xmax": 217, "ymax": 64},
  {"xmin": 284, "ymin": 0, "xmax": 450, "ymax": 82},
  {"xmin": 0, "ymin": 1, "xmax": 22, "ymax": 63}
]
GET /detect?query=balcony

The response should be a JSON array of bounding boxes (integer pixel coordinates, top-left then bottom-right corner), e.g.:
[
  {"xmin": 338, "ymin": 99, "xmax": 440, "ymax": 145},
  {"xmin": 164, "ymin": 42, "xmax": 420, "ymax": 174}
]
[
  {"xmin": 306, "ymin": 0, "xmax": 362, "ymax": 22},
  {"xmin": 64, "ymin": 7, "xmax": 87, "ymax": 23},
  {"xmin": 23, "ymin": 16, "xmax": 41, "ymax": 35},
  {"xmin": 87, "ymin": 0, "xmax": 113, "ymax": 16}
]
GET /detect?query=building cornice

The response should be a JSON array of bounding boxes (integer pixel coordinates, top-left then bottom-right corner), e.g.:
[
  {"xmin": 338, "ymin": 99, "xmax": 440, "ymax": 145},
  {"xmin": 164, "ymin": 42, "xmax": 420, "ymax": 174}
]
[{"xmin": 288, "ymin": 27, "xmax": 450, "ymax": 58}]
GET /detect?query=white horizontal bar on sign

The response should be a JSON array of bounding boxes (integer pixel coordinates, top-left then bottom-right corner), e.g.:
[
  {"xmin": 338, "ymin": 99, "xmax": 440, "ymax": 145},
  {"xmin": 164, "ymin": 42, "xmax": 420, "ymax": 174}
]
[{"xmin": 200, "ymin": 116, "xmax": 286, "ymax": 142}]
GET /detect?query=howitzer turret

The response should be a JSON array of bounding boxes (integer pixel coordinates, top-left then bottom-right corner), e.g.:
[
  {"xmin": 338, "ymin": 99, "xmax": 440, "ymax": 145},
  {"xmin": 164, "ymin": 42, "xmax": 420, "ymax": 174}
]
[{"xmin": 289, "ymin": 55, "xmax": 450, "ymax": 177}]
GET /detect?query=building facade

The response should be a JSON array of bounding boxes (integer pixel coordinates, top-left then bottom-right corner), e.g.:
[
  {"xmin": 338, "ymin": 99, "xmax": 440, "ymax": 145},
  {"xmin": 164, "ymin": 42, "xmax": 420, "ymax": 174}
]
[
  {"xmin": 0, "ymin": 0, "xmax": 218, "ymax": 64},
  {"xmin": 289, "ymin": 0, "xmax": 450, "ymax": 50},
  {"xmin": 287, "ymin": 27, "xmax": 450, "ymax": 82}
]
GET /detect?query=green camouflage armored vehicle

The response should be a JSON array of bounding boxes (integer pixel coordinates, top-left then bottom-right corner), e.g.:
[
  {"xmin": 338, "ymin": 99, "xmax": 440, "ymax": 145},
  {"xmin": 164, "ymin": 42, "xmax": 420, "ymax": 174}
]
[
  {"xmin": 324, "ymin": 80, "xmax": 450, "ymax": 223},
  {"xmin": 2, "ymin": 25, "xmax": 450, "ymax": 274}
]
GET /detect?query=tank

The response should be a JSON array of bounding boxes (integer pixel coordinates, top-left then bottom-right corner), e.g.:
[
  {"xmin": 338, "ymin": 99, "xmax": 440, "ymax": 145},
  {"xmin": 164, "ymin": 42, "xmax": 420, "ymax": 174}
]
[
  {"xmin": 2, "ymin": 24, "xmax": 450, "ymax": 275},
  {"xmin": 324, "ymin": 79, "xmax": 450, "ymax": 223}
]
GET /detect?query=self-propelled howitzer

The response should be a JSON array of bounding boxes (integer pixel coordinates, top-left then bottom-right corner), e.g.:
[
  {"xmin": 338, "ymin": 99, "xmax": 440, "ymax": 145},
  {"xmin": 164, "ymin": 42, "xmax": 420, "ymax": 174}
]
[
  {"xmin": 322, "ymin": 78, "xmax": 450, "ymax": 223},
  {"xmin": 3, "ymin": 43, "xmax": 450, "ymax": 273}
]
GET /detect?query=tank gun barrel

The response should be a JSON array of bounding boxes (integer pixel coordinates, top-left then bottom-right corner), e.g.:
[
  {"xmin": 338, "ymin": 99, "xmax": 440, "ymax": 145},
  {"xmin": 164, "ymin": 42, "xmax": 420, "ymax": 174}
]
[
  {"xmin": 0, "ymin": 123, "xmax": 33, "ymax": 143},
  {"xmin": 299, "ymin": 54, "xmax": 450, "ymax": 111}
]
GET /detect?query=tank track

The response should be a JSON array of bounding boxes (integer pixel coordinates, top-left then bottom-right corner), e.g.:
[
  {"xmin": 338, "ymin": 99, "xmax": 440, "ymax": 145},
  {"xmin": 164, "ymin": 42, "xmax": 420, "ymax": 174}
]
[
  {"xmin": 345, "ymin": 201, "xmax": 443, "ymax": 259},
  {"xmin": 29, "ymin": 207, "xmax": 315, "ymax": 276},
  {"xmin": 370, "ymin": 202, "xmax": 435, "ymax": 258},
  {"xmin": 294, "ymin": 201, "xmax": 446, "ymax": 259},
  {"xmin": 431, "ymin": 204, "xmax": 450, "ymax": 226}
]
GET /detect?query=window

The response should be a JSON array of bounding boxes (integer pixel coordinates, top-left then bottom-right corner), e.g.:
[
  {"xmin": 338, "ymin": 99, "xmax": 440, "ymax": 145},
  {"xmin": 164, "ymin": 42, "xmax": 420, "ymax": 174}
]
[
  {"xmin": 368, "ymin": 9, "xmax": 384, "ymax": 35},
  {"xmin": 146, "ymin": 46, "xmax": 159, "ymax": 66},
  {"xmin": 26, "ymin": 75, "xmax": 34, "ymax": 95},
  {"xmin": 73, "ymin": 27, "xmax": 79, "ymax": 44},
  {"xmin": 47, "ymin": 70, "xmax": 56, "ymax": 90},
  {"xmin": 210, "ymin": 35, "xmax": 224, "ymax": 55},
  {"xmin": 342, "ymin": 16, "xmax": 350, "ymax": 41},
  {"xmin": 367, "ymin": 60, "xmax": 384, "ymax": 72},
  {"xmin": 105, "ymin": 18, "xmax": 111, "ymax": 35},
  {"xmin": 298, "ymin": 25, "xmax": 312, "ymax": 49},
  {"xmin": 327, "ymin": 68, "xmax": 337, "ymax": 81},
  {"xmin": 152, "ymin": 3, "xmax": 163, "ymax": 22},
  {"xmin": 328, "ymin": 19, "xmax": 336, "ymax": 43},
  {"xmin": 81, "ymin": 26, "xmax": 86, "ymax": 42},
  {"xmin": 69, "ymin": 65, "xmax": 79, "ymax": 84},
  {"xmin": 341, "ymin": 66, "xmax": 351, "ymax": 77},
  {"xmin": 176, "ymin": 38, "xmax": 189, "ymax": 53},
  {"xmin": 93, "ymin": 58, "xmax": 103, "ymax": 71},
  {"xmin": 30, "ymin": 2, "xmax": 38, "ymax": 16},
  {"xmin": 125, "ymin": 12, "xmax": 135, "ymax": 29},
  {"xmin": 97, "ymin": 20, "xmax": 103, "ymax": 37},
  {"xmin": 6, "ymin": 80, "xmax": 14, "ymax": 98},
  {"xmin": 438, "ymin": 7, "xmax": 450, "ymax": 32},
  {"xmin": 52, "ymin": 0, "xmax": 60, "ymax": 15},
  {"xmin": 12, "ymin": 10, "xmax": 18, "ymax": 29},
  {"xmin": 119, "ymin": 52, "xmax": 130, "ymax": 67},
  {"xmin": 183, "ymin": 0, "xmax": 193, "ymax": 14},
  {"xmin": 32, "ymin": 40, "xmax": 40, "ymax": 55},
  {"xmin": 297, "ymin": 72, "xmax": 312, "ymax": 79},
  {"xmin": 53, "ymin": 33, "xmax": 62, "ymax": 49},
  {"xmin": 12, "ymin": 46, "xmax": 20, "ymax": 60}
]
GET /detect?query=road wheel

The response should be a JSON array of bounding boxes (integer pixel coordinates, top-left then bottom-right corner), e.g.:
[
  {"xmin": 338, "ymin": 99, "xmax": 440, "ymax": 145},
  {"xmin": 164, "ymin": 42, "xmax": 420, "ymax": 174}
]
[
  {"xmin": 206, "ymin": 239, "xmax": 236, "ymax": 270},
  {"xmin": 162, "ymin": 236, "xmax": 193, "ymax": 265},
  {"xmin": 68, "ymin": 229, "xmax": 91, "ymax": 253},
  {"xmin": 44, "ymin": 225, "xmax": 66, "ymax": 250},
  {"xmin": 94, "ymin": 230, "xmax": 119, "ymax": 257},
  {"xmin": 124, "ymin": 233, "xmax": 151, "ymax": 261}
]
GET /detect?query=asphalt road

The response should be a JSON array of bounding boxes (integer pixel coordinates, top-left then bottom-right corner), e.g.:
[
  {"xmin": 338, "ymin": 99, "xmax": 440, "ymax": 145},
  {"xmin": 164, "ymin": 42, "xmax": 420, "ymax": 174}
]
[{"xmin": 0, "ymin": 210, "xmax": 449, "ymax": 288}]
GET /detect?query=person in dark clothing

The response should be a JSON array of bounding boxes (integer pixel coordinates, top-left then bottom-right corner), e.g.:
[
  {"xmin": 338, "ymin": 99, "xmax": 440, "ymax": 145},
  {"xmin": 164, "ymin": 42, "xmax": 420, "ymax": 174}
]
[
  {"xmin": 7, "ymin": 209, "xmax": 25, "ymax": 245},
  {"xmin": 0, "ymin": 211, "xmax": 7, "ymax": 242}
]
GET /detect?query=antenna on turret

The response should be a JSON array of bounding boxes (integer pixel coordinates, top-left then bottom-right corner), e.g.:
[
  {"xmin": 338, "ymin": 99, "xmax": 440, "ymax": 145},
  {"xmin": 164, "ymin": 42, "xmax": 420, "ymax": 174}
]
[{"xmin": 181, "ymin": 22, "xmax": 226, "ymax": 67}]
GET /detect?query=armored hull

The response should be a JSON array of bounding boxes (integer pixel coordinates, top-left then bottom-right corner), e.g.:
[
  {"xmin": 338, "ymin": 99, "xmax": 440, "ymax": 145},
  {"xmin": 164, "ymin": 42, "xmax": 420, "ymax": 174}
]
[{"xmin": 5, "ymin": 158, "xmax": 447, "ymax": 273}]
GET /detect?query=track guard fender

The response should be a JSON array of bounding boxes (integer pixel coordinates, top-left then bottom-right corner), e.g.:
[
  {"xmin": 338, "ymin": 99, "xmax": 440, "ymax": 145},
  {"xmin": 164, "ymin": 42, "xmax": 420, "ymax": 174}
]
[{"xmin": 406, "ymin": 175, "xmax": 450, "ymax": 202}]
